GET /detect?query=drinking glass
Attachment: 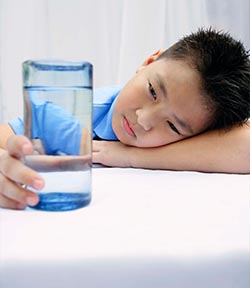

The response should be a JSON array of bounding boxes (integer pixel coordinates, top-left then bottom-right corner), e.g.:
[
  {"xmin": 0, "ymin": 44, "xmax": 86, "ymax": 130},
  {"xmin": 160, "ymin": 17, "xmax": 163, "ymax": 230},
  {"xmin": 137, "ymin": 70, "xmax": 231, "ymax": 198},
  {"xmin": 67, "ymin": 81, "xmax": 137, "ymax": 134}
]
[{"xmin": 23, "ymin": 59, "xmax": 92, "ymax": 211}]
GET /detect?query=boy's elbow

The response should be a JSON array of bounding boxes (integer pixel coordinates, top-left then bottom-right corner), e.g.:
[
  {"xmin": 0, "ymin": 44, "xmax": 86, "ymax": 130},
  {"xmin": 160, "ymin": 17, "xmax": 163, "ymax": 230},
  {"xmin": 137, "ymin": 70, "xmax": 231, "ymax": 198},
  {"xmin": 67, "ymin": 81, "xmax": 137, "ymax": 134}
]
[{"xmin": 236, "ymin": 121, "xmax": 250, "ymax": 173}]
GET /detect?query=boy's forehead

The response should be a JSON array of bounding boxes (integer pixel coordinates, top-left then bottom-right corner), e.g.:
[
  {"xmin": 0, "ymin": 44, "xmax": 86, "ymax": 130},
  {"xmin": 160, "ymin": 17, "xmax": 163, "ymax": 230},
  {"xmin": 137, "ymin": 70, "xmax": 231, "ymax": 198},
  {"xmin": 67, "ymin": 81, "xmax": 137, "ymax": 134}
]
[
  {"xmin": 150, "ymin": 59, "xmax": 201, "ymax": 86},
  {"xmin": 155, "ymin": 58, "xmax": 193, "ymax": 72}
]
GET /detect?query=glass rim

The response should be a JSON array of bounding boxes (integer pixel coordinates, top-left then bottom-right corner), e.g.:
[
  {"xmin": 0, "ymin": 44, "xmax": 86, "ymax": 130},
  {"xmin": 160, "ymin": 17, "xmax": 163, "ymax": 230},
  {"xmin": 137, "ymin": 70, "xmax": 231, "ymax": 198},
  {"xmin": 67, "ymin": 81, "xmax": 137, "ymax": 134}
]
[{"xmin": 23, "ymin": 59, "xmax": 92, "ymax": 71}]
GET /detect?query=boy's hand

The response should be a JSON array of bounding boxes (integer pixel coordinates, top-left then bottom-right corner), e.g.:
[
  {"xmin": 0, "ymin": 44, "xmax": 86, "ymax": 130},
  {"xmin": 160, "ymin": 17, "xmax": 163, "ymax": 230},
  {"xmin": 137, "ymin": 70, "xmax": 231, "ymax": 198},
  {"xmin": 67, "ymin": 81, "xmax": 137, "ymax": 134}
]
[
  {"xmin": 0, "ymin": 135, "xmax": 44, "ymax": 210},
  {"xmin": 93, "ymin": 140, "xmax": 132, "ymax": 167}
]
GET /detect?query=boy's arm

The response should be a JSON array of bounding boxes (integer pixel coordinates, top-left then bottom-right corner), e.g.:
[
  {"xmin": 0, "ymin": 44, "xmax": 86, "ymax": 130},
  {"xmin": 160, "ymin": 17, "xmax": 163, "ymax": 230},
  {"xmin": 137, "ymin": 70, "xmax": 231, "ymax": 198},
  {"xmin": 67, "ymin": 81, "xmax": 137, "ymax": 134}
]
[{"xmin": 93, "ymin": 121, "xmax": 250, "ymax": 174}]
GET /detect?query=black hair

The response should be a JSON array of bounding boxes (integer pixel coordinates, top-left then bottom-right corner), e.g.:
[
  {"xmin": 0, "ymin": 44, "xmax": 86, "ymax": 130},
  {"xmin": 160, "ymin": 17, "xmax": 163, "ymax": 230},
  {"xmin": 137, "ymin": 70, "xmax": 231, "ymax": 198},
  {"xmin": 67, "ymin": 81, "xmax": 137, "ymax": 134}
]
[{"xmin": 158, "ymin": 27, "xmax": 250, "ymax": 130}]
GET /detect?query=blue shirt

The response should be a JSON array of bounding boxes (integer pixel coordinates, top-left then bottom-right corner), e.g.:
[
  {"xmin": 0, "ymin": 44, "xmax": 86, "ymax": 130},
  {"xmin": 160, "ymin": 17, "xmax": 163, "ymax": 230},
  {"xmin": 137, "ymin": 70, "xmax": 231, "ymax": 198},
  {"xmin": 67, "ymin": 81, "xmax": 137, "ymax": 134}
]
[{"xmin": 9, "ymin": 85, "xmax": 121, "ymax": 155}]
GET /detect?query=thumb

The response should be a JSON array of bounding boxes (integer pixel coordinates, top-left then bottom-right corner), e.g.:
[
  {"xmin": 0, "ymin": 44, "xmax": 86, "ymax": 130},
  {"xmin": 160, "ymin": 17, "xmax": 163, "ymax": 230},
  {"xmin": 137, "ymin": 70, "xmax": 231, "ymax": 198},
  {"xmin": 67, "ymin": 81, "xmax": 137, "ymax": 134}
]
[{"xmin": 7, "ymin": 135, "xmax": 33, "ymax": 159}]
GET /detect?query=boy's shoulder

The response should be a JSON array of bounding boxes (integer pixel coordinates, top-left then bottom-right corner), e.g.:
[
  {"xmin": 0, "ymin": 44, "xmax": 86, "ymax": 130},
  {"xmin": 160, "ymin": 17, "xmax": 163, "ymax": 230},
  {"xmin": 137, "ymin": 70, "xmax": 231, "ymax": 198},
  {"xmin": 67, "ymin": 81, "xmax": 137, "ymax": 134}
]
[{"xmin": 93, "ymin": 85, "xmax": 122, "ymax": 105}]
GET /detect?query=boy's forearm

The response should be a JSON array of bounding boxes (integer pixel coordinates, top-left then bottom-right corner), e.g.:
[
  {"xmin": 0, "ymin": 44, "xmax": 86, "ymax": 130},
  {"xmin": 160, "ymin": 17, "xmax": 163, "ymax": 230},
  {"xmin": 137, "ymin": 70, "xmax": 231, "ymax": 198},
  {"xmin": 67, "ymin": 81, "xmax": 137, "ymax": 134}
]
[{"xmin": 129, "ymin": 122, "xmax": 250, "ymax": 174}]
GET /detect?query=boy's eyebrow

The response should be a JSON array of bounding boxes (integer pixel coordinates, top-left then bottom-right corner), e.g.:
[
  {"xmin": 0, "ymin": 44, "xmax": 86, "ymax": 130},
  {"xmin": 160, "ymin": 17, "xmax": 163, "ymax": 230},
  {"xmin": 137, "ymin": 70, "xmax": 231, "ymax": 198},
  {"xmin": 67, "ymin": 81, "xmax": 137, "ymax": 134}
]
[
  {"xmin": 155, "ymin": 73, "xmax": 167, "ymax": 97},
  {"xmin": 155, "ymin": 73, "xmax": 194, "ymax": 135}
]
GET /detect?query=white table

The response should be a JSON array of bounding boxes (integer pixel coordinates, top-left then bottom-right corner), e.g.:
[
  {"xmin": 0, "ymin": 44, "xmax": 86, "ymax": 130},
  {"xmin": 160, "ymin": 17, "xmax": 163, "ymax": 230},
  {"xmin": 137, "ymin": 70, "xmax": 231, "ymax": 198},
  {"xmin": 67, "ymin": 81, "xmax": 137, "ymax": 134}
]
[{"xmin": 1, "ymin": 168, "xmax": 250, "ymax": 287}]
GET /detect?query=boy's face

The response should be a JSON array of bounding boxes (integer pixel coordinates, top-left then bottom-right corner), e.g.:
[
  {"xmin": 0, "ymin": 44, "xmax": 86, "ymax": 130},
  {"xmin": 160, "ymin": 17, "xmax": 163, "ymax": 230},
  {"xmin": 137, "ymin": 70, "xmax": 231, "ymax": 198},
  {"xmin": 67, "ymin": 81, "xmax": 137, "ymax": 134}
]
[{"xmin": 112, "ymin": 57, "xmax": 212, "ymax": 147}]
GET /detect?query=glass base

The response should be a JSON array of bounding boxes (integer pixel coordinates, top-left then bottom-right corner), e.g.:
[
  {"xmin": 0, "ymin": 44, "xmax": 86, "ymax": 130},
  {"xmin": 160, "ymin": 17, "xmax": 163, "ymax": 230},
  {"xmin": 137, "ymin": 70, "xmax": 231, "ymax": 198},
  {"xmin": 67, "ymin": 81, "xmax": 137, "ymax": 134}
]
[{"xmin": 30, "ymin": 192, "xmax": 91, "ymax": 211}]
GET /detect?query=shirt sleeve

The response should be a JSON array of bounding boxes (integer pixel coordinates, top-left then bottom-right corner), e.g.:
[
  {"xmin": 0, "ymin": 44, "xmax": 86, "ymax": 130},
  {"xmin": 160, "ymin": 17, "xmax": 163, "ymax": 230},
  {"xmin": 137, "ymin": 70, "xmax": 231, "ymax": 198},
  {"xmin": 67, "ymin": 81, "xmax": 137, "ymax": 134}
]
[
  {"xmin": 9, "ymin": 103, "xmax": 82, "ymax": 156},
  {"xmin": 9, "ymin": 117, "xmax": 24, "ymax": 135},
  {"xmin": 33, "ymin": 101, "xmax": 82, "ymax": 155}
]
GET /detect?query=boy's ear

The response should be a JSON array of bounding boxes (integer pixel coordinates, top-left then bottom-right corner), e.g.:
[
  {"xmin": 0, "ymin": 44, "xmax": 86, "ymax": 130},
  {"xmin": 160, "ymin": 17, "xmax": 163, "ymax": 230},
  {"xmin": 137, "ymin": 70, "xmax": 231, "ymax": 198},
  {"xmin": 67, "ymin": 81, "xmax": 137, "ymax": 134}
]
[{"xmin": 136, "ymin": 49, "xmax": 164, "ymax": 73}]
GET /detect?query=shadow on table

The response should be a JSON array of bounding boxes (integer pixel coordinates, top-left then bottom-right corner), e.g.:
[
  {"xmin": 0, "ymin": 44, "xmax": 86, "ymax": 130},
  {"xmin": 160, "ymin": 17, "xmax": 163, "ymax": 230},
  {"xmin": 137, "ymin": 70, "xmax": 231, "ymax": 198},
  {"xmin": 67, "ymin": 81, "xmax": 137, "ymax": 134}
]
[{"xmin": 1, "ymin": 254, "xmax": 249, "ymax": 288}]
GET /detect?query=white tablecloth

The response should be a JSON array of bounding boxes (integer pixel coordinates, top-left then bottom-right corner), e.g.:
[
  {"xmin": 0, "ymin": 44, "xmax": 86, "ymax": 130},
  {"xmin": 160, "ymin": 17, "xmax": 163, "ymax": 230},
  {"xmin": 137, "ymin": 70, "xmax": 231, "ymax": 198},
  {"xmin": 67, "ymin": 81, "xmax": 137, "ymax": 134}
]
[{"xmin": 0, "ymin": 168, "xmax": 250, "ymax": 287}]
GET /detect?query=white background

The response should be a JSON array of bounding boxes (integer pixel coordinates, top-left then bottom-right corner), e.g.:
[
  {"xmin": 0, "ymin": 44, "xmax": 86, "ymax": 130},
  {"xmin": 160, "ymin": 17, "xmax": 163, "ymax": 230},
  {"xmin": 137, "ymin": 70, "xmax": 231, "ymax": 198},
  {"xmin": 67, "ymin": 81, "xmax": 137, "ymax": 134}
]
[{"xmin": 0, "ymin": 0, "xmax": 249, "ymax": 122}]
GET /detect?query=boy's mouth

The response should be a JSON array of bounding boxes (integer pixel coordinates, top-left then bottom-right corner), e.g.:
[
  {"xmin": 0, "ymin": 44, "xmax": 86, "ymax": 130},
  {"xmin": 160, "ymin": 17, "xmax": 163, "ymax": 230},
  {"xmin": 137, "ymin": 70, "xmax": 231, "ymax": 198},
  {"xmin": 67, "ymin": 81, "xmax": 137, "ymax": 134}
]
[{"xmin": 123, "ymin": 116, "xmax": 136, "ymax": 137}]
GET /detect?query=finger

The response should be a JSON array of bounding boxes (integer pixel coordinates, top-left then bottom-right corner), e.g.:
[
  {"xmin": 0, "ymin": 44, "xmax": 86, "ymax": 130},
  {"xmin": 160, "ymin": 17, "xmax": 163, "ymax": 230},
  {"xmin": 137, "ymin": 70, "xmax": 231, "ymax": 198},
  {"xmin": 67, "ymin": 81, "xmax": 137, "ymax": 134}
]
[
  {"xmin": 0, "ymin": 174, "xmax": 39, "ymax": 206},
  {"xmin": 92, "ymin": 140, "xmax": 100, "ymax": 152},
  {"xmin": 92, "ymin": 151, "xmax": 98, "ymax": 163},
  {"xmin": 25, "ymin": 154, "xmax": 91, "ymax": 172},
  {"xmin": 0, "ymin": 193, "xmax": 26, "ymax": 210},
  {"xmin": 92, "ymin": 150, "xmax": 106, "ymax": 165},
  {"xmin": 0, "ymin": 154, "xmax": 44, "ymax": 191},
  {"xmin": 7, "ymin": 135, "xmax": 33, "ymax": 159},
  {"xmin": 92, "ymin": 140, "xmax": 106, "ymax": 152}
]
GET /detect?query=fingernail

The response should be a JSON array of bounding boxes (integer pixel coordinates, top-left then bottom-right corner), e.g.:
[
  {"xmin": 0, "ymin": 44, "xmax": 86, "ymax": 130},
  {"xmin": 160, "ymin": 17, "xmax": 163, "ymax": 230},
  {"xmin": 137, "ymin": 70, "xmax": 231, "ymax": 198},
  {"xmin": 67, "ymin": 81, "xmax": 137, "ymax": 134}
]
[
  {"xmin": 33, "ymin": 179, "xmax": 44, "ymax": 190},
  {"xmin": 26, "ymin": 196, "xmax": 38, "ymax": 206}
]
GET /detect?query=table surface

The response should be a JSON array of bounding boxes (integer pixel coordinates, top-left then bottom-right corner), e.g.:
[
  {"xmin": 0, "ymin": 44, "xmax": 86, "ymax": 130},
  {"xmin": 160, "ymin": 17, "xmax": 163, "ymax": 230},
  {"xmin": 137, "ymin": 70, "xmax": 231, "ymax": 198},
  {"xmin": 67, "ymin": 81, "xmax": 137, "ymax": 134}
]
[{"xmin": 0, "ymin": 168, "xmax": 250, "ymax": 288}]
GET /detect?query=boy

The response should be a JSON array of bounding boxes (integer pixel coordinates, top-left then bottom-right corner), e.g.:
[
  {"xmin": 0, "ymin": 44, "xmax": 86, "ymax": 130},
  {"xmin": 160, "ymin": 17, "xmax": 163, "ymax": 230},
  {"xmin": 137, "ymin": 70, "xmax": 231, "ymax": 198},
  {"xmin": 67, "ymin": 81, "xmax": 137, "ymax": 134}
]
[{"xmin": 0, "ymin": 28, "xmax": 250, "ymax": 210}]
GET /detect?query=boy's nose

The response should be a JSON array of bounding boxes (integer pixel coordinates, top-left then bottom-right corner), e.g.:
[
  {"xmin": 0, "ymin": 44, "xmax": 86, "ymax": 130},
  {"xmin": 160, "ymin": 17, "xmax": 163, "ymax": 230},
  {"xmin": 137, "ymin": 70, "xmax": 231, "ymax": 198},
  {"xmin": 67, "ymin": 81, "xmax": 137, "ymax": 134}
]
[{"xmin": 135, "ymin": 108, "xmax": 156, "ymax": 131}]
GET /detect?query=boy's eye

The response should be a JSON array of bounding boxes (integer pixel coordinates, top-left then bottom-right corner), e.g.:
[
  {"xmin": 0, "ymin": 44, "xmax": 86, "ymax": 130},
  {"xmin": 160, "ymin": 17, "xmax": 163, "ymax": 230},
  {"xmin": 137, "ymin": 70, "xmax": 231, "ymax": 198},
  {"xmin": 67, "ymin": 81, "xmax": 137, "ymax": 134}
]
[
  {"xmin": 167, "ymin": 120, "xmax": 181, "ymax": 135},
  {"xmin": 148, "ymin": 81, "xmax": 157, "ymax": 100}
]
